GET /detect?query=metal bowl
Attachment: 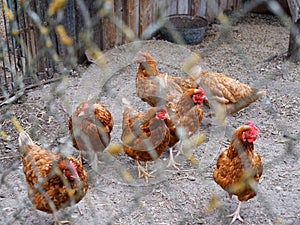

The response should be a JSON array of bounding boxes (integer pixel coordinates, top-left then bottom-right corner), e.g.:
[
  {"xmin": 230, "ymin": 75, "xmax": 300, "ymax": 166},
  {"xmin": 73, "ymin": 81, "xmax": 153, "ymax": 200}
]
[{"xmin": 160, "ymin": 14, "xmax": 208, "ymax": 45}]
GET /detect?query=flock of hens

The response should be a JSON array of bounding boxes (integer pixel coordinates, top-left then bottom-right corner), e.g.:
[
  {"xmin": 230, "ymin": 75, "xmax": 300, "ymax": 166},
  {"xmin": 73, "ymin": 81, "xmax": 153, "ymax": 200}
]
[{"xmin": 18, "ymin": 51, "xmax": 266, "ymax": 224}]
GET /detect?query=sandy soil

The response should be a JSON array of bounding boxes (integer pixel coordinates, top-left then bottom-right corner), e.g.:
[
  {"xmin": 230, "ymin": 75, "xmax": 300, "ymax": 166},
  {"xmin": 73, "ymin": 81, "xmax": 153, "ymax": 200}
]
[{"xmin": 0, "ymin": 13, "xmax": 299, "ymax": 225}]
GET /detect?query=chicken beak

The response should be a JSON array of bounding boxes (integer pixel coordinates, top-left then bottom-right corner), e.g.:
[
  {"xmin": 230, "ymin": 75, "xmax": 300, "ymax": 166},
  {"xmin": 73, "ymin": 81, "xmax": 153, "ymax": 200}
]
[
  {"xmin": 78, "ymin": 111, "xmax": 85, "ymax": 117},
  {"xmin": 165, "ymin": 114, "xmax": 171, "ymax": 120},
  {"xmin": 134, "ymin": 52, "xmax": 146, "ymax": 63}
]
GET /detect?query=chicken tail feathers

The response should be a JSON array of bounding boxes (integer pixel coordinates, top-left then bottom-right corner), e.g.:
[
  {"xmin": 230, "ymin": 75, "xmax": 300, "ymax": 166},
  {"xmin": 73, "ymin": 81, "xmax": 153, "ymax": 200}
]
[
  {"xmin": 254, "ymin": 88, "xmax": 267, "ymax": 98},
  {"xmin": 122, "ymin": 98, "xmax": 133, "ymax": 112},
  {"xmin": 226, "ymin": 88, "xmax": 266, "ymax": 114},
  {"xmin": 18, "ymin": 131, "xmax": 34, "ymax": 153},
  {"xmin": 187, "ymin": 65, "xmax": 202, "ymax": 81},
  {"xmin": 122, "ymin": 98, "xmax": 131, "ymax": 107}
]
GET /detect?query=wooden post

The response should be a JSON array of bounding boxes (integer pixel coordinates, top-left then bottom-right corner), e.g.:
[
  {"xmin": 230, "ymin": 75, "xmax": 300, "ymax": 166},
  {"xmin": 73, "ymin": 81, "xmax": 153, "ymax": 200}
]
[
  {"xmin": 126, "ymin": 0, "xmax": 139, "ymax": 39},
  {"xmin": 177, "ymin": 0, "xmax": 189, "ymax": 14},
  {"xmin": 287, "ymin": 0, "xmax": 300, "ymax": 62},
  {"xmin": 166, "ymin": 0, "xmax": 177, "ymax": 16},
  {"xmin": 102, "ymin": 14, "xmax": 116, "ymax": 49},
  {"xmin": 139, "ymin": 0, "xmax": 153, "ymax": 37},
  {"xmin": 114, "ymin": 0, "xmax": 125, "ymax": 45},
  {"xmin": 288, "ymin": 20, "xmax": 300, "ymax": 62},
  {"xmin": 190, "ymin": 0, "xmax": 199, "ymax": 16}
]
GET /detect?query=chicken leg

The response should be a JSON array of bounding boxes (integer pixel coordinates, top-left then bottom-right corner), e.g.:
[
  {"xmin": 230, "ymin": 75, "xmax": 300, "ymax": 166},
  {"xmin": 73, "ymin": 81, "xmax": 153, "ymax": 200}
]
[
  {"xmin": 167, "ymin": 147, "xmax": 181, "ymax": 170},
  {"xmin": 89, "ymin": 152, "xmax": 99, "ymax": 171},
  {"xmin": 53, "ymin": 214, "xmax": 70, "ymax": 225},
  {"xmin": 137, "ymin": 161, "xmax": 154, "ymax": 183},
  {"xmin": 227, "ymin": 201, "xmax": 244, "ymax": 224}
]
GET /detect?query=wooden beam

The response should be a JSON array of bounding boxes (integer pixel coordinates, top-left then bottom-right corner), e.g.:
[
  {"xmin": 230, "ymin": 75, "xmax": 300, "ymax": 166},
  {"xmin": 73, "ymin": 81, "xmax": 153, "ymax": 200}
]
[
  {"xmin": 166, "ymin": 0, "xmax": 177, "ymax": 16},
  {"xmin": 139, "ymin": 0, "xmax": 153, "ymax": 37},
  {"xmin": 287, "ymin": 0, "xmax": 300, "ymax": 61},
  {"xmin": 288, "ymin": 20, "xmax": 300, "ymax": 61},
  {"xmin": 190, "ymin": 0, "xmax": 199, "ymax": 15},
  {"xmin": 126, "ymin": 0, "xmax": 139, "ymax": 38},
  {"xmin": 177, "ymin": 0, "xmax": 189, "ymax": 14},
  {"xmin": 102, "ymin": 1, "xmax": 116, "ymax": 49}
]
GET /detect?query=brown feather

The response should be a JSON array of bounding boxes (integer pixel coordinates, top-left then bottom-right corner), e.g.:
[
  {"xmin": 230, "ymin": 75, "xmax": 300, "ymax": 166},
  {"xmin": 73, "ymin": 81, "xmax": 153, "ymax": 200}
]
[
  {"xmin": 69, "ymin": 100, "xmax": 113, "ymax": 153},
  {"xmin": 213, "ymin": 125, "xmax": 263, "ymax": 202},
  {"xmin": 189, "ymin": 66, "xmax": 266, "ymax": 115},
  {"xmin": 135, "ymin": 51, "xmax": 197, "ymax": 110},
  {"xmin": 167, "ymin": 88, "xmax": 204, "ymax": 143},
  {"xmin": 121, "ymin": 106, "xmax": 170, "ymax": 162},
  {"xmin": 19, "ymin": 131, "xmax": 88, "ymax": 214}
]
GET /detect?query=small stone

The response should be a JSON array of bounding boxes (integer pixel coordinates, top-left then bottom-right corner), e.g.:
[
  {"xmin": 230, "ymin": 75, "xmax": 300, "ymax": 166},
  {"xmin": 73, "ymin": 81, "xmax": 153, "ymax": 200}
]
[
  {"xmin": 5, "ymin": 144, "xmax": 12, "ymax": 150},
  {"xmin": 275, "ymin": 186, "xmax": 283, "ymax": 191},
  {"xmin": 187, "ymin": 176, "xmax": 196, "ymax": 181}
]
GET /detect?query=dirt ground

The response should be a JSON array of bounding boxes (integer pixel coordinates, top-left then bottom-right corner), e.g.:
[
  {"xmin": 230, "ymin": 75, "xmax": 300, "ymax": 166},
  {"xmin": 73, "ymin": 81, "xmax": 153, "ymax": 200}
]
[{"xmin": 0, "ymin": 13, "xmax": 299, "ymax": 225}]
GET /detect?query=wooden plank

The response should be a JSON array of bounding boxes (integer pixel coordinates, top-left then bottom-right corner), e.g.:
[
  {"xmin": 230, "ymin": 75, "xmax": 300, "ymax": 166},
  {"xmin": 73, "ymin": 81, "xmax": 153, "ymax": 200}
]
[
  {"xmin": 206, "ymin": 0, "xmax": 218, "ymax": 21},
  {"xmin": 114, "ymin": 0, "xmax": 125, "ymax": 45},
  {"xmin": 102, "ymin": 1, "xmax": 116, "ymax": 49},
  {"xmin": 228, "ymin": 0, "xmax": 240, "ymax": 9},
  {"xmin": 177, "ymin": 0, "xmax": 189, "ymax": 14},
  {"xmin": 190, "ymin": 0, "xmax": 199, "ymax": 15},
  {"xmin": 75, "ymin": 0, "xmax": 93, "ymax": 61},
  {"xmin": 102, "ymin": 17, "xmax": 116, "ymax": 49},
  {"xmin": 287, "ymin": 0, "xmax": 300, "ymax": 61},
  {"xmin": 236, "ymin": 0, "xmax": 242, "ymax": 8},
  {"xmin": 57, "ymin": 0, "xmax": 76, "ymax": 58},
  {"xmin": 288, "ymin": 20, "xmax": 300, "ymax": 61},
  {"xmin": 219, "ymin": 0, "xmax": 227, "ymax": 12},
  {"xmin": 287, "ymin": 0, "xmax": 300, "ymax": 22},
  {"xmin": 226, "ymin": 0, "xmax": 233, "ymax": 9},
  {"xmin": 198, "ymin": 0, "xmax": 208, "ymax": 17},
  {"xmin": 30, "ymin": 0, "xmax": 43, "ymax": 72},
  {"xmin": 90, "ymin": 1, "xmax": 102, "ymax": 48},
  {"xmin": 139, "ymin": 0, "xmax": 153, "ymax": 37},
  {"xmin": 166, "ymin": 0, "xmax": 177, "ymax": 16},
  {"xmin": 25, "ymin": 11, "xmax": 37, "ymax": 74},
  {"xmin": 126, "ymin": 0, "xmax": 139, "ymax": 38},
  {"xmin": 156, "ymin": 0, "xmax": 168, "ymax": 17}
]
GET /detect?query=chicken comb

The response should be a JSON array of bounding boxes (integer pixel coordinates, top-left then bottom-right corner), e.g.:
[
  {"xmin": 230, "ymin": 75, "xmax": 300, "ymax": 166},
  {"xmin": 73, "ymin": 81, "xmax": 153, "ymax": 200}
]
[
  {"xmin": 247, "ymin": 121, "xmax": 258, "ymax": 135},
  {"xmin": 19, "ymin": 131, "xmax": 34, "ymax": 148},
  {"xmin": 82, "ymin": 103, "xmax": 89, "ymax": 111},
  {"xmin": 69, "ymin": 160, "xmax": 79, "ymax": 178},
  {"xmin": 197, "ymin": 87, "xmax": 205, "ymax": 96},
  {"xmin": 155, "ymin": 106, "xmax": 168, "ymax": 120},
  {"xmin": 134, "ymin": 51, "xmax": 147, "ymax": 63},
  {"xmin": 69, "ymin": 160, "xmax": 77, "ymax": 170},
  {"xmin": 157, "ymin": 106, "xmax": 167, "ymax": 112},
  {"xmin": 192, "ymin": 87, "xmax": 206, "ymax": 103}
]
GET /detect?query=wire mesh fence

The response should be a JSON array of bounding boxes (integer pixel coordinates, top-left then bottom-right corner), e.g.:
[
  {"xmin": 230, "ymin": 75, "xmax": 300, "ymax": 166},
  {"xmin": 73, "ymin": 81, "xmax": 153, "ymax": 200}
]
[{"xmin": 0, "ymin": 0, "xmax": 299, "ymax": 224}]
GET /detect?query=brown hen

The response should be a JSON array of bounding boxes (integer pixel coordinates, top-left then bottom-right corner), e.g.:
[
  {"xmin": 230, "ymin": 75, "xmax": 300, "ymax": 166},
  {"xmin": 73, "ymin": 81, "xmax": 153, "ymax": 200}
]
[
  {"xmin": 213, "ymin": 121, "xmax": 263, "ymax": 224},
  {"xmin": 19, "ymin": 131, "xmax": 88, "ymax": 224},
  {"xmin": 121, "ymin": 103, "xmax": 170, "ymax": 182},
  {"xmin": 68, "ymin": 99, "xmax": 114, "ymax": 165},
  {"xmin": 189, "ymin": 66, "xmax": 266, "ymax": 119},
  {"xmin": 166, "ymin": 87, "xmax": 206, "ymax": 169},
  {"xmin": 135, "ymin": 51, "xmax": 197, "ymax": 110}
]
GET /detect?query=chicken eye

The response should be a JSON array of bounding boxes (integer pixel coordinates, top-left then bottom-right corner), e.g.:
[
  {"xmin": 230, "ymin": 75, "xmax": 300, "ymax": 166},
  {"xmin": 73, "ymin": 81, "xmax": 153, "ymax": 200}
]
[{"xmin": 241, "ymin": 131, "xmax": 247, "ymax": 141}]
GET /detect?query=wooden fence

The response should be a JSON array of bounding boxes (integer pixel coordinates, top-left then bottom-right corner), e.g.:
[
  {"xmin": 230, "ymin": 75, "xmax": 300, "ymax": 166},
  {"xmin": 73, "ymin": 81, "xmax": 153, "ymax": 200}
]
[
  {"xmin": 2, "ymin": 0, "xmax": 290, "ymax": 102},
  {"xmin": 93, "ymin": 0, "xmax": 243, "ymax": 50}
]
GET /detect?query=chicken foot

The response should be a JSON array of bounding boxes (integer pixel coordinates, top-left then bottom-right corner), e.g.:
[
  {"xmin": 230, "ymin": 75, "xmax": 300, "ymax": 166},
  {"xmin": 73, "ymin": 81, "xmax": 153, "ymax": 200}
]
[
  {"xmin": 53, "ymin": 214, "xmax": 71, "ymax": 225},
  {"xmin": 227, "ymin": 201, "xmax": 244, "ymax": 224},
  {"xmin": 77, "ymin": 151, "xmax": 83, "ymax": 164},
  {"xmin": 77, "ymin": 151, "xmax": 90, "ymax": 166},
  {"xmin": 137, "ymin": 161, "xmax": 154, "ymax": 183},
  {"xmin": 89, "ymin": 152, "xmax": 100, "ymax": 171},
  {"xmin": 175, "ymin": 140, "xmax": 185, "ymax": 159},
  {"xmin": 167, "ymin": 147, "xmax": 181, "ymax": 170}
]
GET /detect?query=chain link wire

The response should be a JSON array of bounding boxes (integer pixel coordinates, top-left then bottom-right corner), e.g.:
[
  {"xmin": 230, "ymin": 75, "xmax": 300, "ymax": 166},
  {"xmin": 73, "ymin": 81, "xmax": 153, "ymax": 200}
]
[{"xmin": 0, "ymin": 0, "xmax": 299, "ymax": 224}]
